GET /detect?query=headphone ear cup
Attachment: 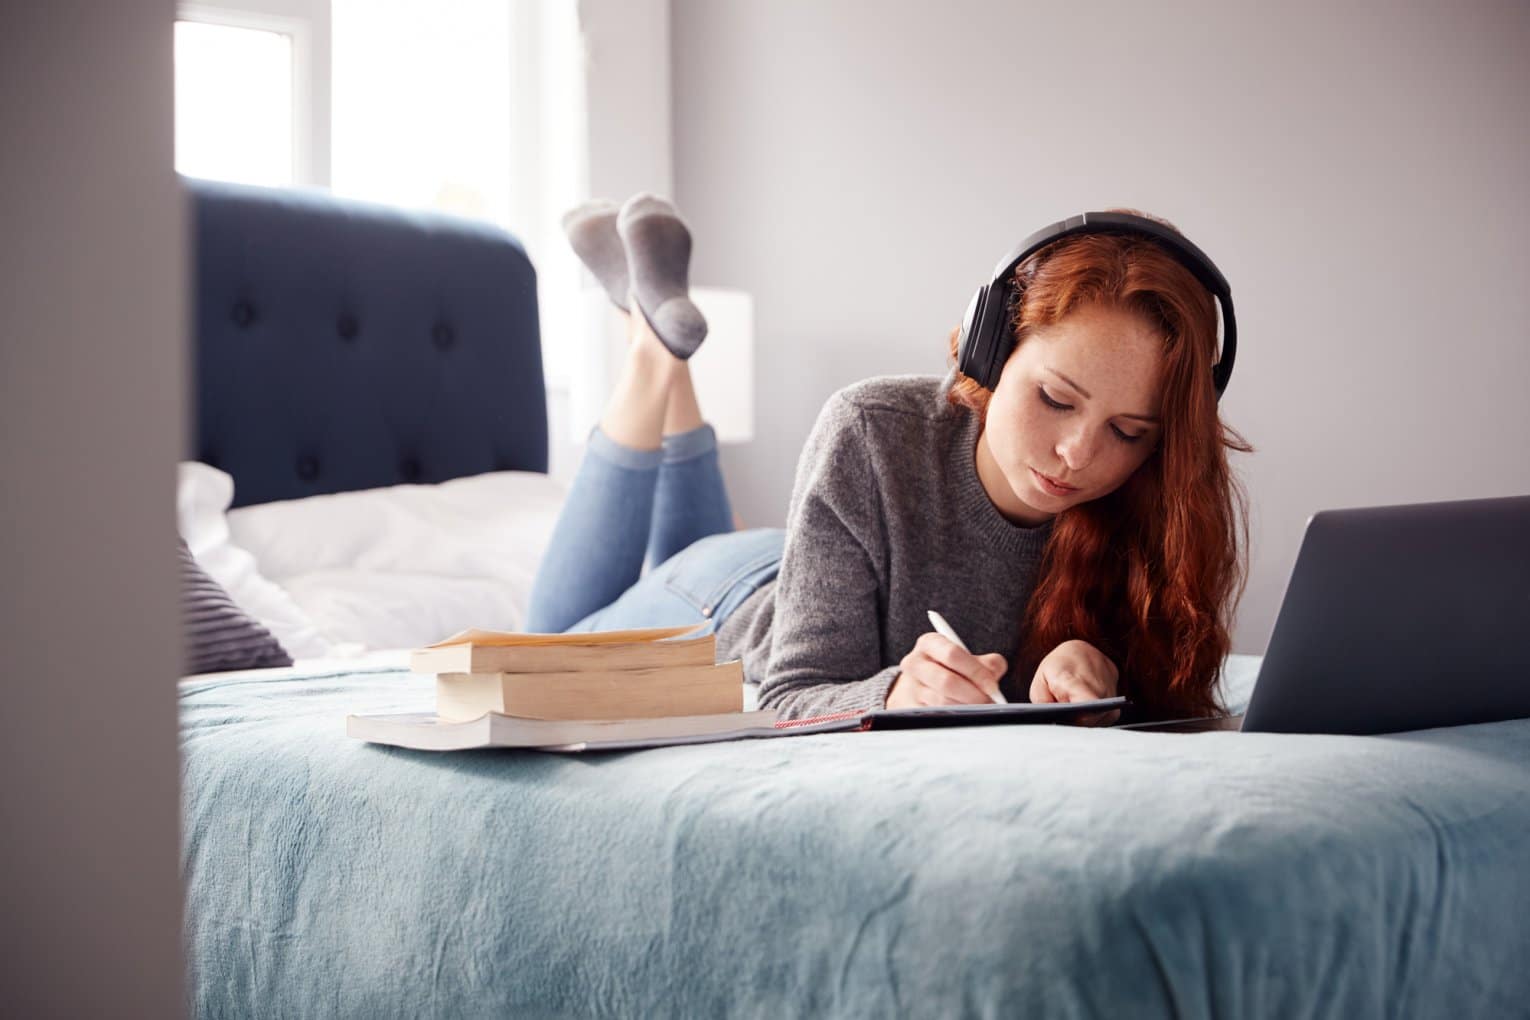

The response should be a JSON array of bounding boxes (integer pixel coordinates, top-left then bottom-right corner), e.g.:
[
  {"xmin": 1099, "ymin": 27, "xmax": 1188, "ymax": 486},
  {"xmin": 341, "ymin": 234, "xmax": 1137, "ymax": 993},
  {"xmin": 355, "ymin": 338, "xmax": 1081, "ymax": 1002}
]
[
  {"xmin": 976, "ymin": 284, "xmax": 1014, "ymax": 389},
  {"xmin": 957, "ymin": 285, "xmax": 988, "ymax": 381},
  {"xmin": 961, "ymin": 281, "xmax": 1014, "ymax": 390}
]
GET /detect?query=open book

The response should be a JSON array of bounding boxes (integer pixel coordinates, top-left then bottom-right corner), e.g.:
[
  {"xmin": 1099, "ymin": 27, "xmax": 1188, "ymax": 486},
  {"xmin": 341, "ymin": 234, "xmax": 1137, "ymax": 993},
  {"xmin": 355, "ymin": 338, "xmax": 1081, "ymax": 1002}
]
[
  {"xmin": 410, "ymin": 623, "xmax": 712, "ymax": 675},
  {"xmin": 346, "ymin": 697, "xmax": 1129, "ymax": 753}
]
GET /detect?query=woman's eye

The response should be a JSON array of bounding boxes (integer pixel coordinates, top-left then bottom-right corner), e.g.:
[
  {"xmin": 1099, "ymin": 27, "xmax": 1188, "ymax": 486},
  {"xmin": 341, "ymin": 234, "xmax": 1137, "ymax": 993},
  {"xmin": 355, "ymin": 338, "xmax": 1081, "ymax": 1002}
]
[
  {"xmin": 1038, "ymin": 388, "xmax": 1069, "ymax": 411},
  {"xmin": 1037, "ymin": 387, "xmax": 1145, "ymax": 444}
]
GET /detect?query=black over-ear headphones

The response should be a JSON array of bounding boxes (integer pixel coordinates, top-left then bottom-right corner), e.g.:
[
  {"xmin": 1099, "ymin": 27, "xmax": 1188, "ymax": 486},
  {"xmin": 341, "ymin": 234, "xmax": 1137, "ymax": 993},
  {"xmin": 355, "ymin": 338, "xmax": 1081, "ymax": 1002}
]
[{"xmin": 955, "ymin": 211, "xmax": 1237, "ymax": 399}]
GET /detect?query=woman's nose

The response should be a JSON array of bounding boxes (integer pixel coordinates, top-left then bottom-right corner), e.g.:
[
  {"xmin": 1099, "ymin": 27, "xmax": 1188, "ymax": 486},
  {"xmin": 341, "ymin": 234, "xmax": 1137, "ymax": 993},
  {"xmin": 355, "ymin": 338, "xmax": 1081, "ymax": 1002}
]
[{"xmin": 1056, "ymin": 426, "xmax": 1096, "ymax": 473}]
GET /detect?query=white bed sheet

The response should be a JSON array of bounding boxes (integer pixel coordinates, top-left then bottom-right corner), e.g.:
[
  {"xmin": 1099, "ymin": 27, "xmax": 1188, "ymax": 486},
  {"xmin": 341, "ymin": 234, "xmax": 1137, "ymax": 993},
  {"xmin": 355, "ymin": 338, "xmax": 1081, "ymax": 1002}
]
[{"xmin": 179, "ymin": 465, "xmax": 568, "ymax": 655}]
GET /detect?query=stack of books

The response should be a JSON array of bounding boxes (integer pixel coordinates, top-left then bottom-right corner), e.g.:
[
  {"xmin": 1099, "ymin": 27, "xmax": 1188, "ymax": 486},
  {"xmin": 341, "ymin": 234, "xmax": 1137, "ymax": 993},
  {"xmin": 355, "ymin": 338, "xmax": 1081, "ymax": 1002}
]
[
  {"xmin": 412, "ymin": 623, "xmax": 746, "ymax": 722},
  {"xmin": 348, "ymin": 623, "xmax": 782, "ymax": 751}
]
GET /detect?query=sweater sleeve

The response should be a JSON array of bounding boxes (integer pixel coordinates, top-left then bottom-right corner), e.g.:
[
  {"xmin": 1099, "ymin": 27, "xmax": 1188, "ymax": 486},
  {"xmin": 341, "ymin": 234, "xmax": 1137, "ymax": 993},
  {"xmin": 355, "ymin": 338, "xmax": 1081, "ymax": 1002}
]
[{"xmin": 757, "ymin": 389, "xmax": 901, "ymax": 720}]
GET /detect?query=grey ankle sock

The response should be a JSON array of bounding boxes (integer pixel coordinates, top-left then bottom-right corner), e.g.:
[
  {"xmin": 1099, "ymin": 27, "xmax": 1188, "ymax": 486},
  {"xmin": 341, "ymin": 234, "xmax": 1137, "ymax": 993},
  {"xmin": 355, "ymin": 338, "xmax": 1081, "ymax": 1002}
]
[
  {"xmin": 562, "ymin": 199, "xmax": 629, "ymax": 311},
  {"xmin": 617, "ymin": 193, "xmax": 708, "ymax": 360}
]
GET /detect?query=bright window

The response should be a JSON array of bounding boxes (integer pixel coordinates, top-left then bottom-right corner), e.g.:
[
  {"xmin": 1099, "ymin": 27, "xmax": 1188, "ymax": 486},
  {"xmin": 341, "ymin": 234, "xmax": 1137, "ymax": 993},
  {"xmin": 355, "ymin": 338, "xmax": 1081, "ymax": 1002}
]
[
  {"xmin": 174, "ymin": 19, "xmax": 295, "ymax": 186},
  {"xmin": 330, "ymin": 0, "xmax": 512, "ymax": 226}
]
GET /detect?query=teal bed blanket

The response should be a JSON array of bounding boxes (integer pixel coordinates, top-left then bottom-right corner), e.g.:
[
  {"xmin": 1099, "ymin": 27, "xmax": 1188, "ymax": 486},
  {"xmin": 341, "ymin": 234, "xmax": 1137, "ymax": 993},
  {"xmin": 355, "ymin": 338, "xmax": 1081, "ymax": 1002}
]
[{"xmin": 179, "ymin": 656, "xmax": 1530, "ymax": 1018}]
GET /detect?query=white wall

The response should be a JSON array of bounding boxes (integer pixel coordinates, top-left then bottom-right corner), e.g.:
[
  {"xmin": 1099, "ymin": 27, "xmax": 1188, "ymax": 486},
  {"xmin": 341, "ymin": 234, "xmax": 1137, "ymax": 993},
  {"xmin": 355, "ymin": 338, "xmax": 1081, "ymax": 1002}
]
[
  {"xmin": 579, "ymin": 0, "xmax": 673, "ymax": 202},
  {"xmin": 545, "ymin": 0, "xmax": 676, "ymax": 483},
  {"xmin": 670, "ymin": 0, "xmax": 1530, "ymax": 654},
  {"xmin": 0, "ymin": 2, "xmax": 186, "ymax": 1012}
]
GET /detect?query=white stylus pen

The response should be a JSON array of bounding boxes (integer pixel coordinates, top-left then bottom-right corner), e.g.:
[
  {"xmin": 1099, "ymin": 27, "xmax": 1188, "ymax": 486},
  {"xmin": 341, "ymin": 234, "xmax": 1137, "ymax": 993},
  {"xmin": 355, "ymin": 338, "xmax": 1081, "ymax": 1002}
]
[{"xmin": 926, "ymin": 609, "xmax": 1008, "ymax": 704}]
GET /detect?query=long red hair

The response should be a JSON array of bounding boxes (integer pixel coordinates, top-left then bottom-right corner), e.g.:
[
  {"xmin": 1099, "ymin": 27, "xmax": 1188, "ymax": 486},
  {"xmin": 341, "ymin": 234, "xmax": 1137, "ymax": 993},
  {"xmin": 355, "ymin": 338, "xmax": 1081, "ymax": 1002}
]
[{"xmin": 946, "ymin": 211, "xmax": 1254, "ymax": 718}]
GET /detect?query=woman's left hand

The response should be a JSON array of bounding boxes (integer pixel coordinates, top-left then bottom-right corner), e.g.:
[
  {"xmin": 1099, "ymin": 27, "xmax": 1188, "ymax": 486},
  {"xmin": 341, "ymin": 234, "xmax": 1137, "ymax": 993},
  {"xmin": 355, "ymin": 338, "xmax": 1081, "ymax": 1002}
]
[{"xmin": 1030, "ymin": 639, "xmax": 1121, "ymax": 726}]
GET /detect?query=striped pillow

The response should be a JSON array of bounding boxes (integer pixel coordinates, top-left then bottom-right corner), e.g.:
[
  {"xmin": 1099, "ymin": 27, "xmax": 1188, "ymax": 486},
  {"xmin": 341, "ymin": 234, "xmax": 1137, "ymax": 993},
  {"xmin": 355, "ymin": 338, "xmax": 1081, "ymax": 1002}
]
[{"xmin": 179, "ymin": 538, "xmax": 293, "ymax": 674}]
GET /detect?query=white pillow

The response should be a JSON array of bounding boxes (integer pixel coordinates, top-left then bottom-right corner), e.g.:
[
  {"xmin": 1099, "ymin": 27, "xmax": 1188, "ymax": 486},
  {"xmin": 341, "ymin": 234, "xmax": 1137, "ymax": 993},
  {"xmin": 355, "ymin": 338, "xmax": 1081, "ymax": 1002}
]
[
  {"xmin": 225, "ymin": 470, "xmax": 568, "ymax": 651},
  {"xmin": 176, "ymin": 462, "xmax": 340, "ymax": 659}
]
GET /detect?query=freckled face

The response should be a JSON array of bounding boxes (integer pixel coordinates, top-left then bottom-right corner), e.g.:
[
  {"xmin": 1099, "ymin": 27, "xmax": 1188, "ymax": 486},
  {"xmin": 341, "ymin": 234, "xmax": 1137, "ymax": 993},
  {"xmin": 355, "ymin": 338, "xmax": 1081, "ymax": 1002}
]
[{"xmin": 974, "ymin": 302, "xmax": 1165, "ymax": 527}]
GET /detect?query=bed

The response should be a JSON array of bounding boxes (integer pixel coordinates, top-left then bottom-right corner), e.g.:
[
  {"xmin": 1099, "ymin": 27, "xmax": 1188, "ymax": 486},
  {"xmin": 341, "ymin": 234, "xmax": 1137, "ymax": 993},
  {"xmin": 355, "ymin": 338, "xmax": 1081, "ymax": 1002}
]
[{"xmin": 179, "ymin": 178, "xmax": 1530, "ymax": 1018}]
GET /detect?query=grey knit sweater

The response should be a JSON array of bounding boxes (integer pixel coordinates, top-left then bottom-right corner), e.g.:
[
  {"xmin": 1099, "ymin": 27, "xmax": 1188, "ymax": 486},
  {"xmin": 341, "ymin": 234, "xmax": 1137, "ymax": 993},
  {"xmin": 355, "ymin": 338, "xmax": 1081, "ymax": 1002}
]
[{"xmin": 716, "ymin": 370, "xmax": 1055, "ymax": 721}]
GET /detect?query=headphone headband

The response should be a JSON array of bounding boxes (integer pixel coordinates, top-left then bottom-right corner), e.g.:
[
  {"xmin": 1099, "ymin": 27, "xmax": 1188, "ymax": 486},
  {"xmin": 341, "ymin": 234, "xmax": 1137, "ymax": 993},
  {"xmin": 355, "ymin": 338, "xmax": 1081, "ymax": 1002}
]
[{"xmin": 957, "ymin": 211, "xmax": 1237, "ymax": 399}]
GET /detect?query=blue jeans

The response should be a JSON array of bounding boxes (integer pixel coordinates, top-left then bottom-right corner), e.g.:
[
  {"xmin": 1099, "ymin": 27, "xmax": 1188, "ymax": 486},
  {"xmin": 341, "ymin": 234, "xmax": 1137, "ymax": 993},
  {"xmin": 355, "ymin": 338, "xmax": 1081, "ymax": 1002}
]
[{"xmin": 525, "ymin": 423, "xmax": 785, "ymax": 636}]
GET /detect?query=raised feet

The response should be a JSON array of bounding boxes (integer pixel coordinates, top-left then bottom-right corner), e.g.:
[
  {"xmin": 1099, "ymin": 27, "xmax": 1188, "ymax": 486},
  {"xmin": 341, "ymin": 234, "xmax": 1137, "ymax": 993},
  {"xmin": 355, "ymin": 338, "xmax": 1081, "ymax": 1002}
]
[{"xmin": 616, "ymin": 193, "xmax": 708, "ymax": 361}]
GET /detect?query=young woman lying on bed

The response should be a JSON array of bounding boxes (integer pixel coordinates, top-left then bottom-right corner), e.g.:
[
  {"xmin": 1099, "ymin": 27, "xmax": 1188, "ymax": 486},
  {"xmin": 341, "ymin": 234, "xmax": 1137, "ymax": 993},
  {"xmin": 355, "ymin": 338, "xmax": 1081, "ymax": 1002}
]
[{"xmin": 527, "ymin": 195, "xmax": 1253, "ymax": 725}]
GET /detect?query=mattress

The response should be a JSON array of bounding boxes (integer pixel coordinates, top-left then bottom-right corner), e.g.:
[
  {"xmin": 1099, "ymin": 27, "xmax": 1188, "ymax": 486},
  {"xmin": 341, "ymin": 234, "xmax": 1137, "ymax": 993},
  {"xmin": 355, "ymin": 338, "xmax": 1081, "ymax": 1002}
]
[{"xmin": 179, "ymin": 654, "xmax": 1530, "ymax": 1018}]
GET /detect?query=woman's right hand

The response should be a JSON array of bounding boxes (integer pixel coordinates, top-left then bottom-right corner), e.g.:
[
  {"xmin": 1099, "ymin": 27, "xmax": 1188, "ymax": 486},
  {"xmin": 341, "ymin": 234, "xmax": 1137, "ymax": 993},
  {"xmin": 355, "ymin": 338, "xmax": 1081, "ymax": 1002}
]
[{"xmin": 885, "ymin": 633, "xmax": 1007, "ymax": 708}]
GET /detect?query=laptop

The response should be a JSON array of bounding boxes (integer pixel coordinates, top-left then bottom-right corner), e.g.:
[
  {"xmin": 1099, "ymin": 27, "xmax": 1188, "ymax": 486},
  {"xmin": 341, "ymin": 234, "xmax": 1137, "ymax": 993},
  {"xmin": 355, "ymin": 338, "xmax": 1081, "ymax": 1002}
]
[{"xmin": 1133, "ymin": 494, "xmax": 1530, "ymax": 736}]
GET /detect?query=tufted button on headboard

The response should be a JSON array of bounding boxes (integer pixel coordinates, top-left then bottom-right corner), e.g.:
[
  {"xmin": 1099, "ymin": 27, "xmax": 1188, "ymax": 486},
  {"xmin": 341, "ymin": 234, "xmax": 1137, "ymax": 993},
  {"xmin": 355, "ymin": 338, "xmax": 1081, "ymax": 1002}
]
[{"xmin": 185, "ymin": 176, "xmax": 548, "ymax": 508}]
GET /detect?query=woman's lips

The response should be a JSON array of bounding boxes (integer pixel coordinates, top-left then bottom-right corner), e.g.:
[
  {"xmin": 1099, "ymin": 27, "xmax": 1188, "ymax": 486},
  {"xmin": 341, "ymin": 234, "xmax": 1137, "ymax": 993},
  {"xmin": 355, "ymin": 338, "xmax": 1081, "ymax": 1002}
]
[{"xmin": 1032, "ymin": 468, "xmax": 1078, "ymax": 495}]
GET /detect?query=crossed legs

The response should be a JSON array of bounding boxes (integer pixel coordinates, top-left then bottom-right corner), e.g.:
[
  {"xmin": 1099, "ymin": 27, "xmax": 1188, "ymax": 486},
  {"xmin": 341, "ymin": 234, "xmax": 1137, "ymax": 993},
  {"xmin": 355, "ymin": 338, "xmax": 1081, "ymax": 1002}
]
[
  {"xmin": 598, "ymin": 298, "xmax": 703, "ymax": 450},
  {"xmin": 524, "ymin": 303, "xmax": 736, "ymax": 633}
]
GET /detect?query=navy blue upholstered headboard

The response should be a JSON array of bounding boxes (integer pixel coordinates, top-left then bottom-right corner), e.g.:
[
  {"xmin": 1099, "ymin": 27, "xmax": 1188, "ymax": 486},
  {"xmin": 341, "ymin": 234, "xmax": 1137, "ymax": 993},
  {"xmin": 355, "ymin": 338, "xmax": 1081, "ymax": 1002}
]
[{"xmin": 186, "ymin": 177, "xmax": 547, "ymax": 508}]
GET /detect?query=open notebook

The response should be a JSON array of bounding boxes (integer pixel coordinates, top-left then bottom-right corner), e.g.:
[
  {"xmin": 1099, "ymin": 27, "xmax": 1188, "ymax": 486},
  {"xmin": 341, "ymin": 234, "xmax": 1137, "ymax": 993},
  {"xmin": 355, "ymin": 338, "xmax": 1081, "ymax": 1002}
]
[{"xmin": 347, "ymin": 697, "xmax": 1128, "ymax": 753}]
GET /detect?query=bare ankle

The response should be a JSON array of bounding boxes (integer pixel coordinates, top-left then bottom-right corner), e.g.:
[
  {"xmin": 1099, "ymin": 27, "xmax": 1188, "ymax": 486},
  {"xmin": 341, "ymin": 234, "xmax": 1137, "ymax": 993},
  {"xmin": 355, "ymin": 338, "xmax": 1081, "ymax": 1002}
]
[{"xmin": 626, "ymin": 299, "xmax": 685, "ymax": 369}]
